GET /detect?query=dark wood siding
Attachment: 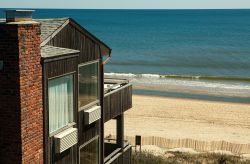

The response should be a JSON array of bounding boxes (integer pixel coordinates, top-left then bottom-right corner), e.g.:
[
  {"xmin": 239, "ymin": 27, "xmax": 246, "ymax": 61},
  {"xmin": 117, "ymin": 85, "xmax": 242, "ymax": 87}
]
[
  {"xmin": 43, "ymin": 56, "xmax": 79, "ymax": 164},
  {"xmin": 121, "ymin": 84, "xmax": 132, "ymax": 112},
  {"xmin": 78, "ymin": 111, "xmax": 100, "ymax": 146},
  {"xmin": 116, "ymin": 154, "xmax": 123, "ymax": 164},
  {"xmin": 42, "ymin": 20, "xmax": 111, "ymax": 163},
  {"xmin": 104, "ymin": 84, "xmax": 132, "ymax": 123},
  {"xmin": 104, "ymin": 96, "xmax": 111, "ymax": 122},
  {"xmin": 43, "ymin": 56, "xmax": 103, "ymax": 163},
  {"xmin": 46, "ymin": 23, "xmax": 101, "ymax": 63},
  {"xmin": 123, "ymin": 146, "xmax": 132, "ymax": 164},
  {"xmin": 110, "ymin": 90, "xmax": 122, "ymax": 119},
  {"xmin": 44, "ymin": 57, "xmax": 78, "ymax": 78},
  {"xmin": 53, "ymin": 145, "xmax": 77, "ymax": 164},
  {"xmin": 104, "ymin": 143, "xmax": 132, "ymax": 164}
]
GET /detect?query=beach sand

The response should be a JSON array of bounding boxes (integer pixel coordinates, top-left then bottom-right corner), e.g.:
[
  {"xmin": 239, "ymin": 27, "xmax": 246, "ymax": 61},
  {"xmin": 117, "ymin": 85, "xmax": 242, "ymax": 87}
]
[{"xmin": 105, "ymin": 95, "xmax": 250, "ymax": 145}]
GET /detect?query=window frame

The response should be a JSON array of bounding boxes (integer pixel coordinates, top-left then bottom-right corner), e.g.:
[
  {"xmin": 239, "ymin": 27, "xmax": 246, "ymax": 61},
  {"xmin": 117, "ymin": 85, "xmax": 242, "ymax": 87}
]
[
  {"xmin": 47, "ymin": 72, "xmax": 76, "ymax": 137},
  {"xmin": 78, "ymin": 60, "xmax": 100, "ymax": 112},
  {"xmin": 79, "ymin": 136, "xmax": 100, "ymax": 164}
]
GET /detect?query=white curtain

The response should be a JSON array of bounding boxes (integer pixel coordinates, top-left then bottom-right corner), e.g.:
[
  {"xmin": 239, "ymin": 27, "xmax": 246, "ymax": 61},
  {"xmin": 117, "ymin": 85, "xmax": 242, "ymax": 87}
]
[{"xmin": 48, "ymin": 75, "xmax": 73, "ymax": 133}]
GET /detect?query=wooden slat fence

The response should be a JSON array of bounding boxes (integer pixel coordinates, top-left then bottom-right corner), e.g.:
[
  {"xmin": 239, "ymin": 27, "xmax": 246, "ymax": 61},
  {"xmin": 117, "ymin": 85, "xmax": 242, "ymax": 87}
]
[{"xmin": 109, "ymin": 135, "xmax": 250, "ymax": 154}]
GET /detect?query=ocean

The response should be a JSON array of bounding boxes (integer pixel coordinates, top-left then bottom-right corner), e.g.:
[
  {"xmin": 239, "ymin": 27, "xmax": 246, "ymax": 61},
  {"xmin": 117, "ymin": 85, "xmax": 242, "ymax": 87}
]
[{"xmin": 1, "ymin": 9, "xmax": 250, "ymax": 103}]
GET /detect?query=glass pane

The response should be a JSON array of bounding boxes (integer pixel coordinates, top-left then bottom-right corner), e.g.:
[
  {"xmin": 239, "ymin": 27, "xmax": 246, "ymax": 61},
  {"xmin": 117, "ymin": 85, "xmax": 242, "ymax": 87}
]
[
  {"xmin": 79, "ymin": 62, "xmax": 98, "ymax": 108},
  {"xmin": 80, "ymin": 138, "xmax": 99, "ymax": 164},
  {"xmin": 48, "ymin": 75, "xmax": 74, "ymax": 133}
]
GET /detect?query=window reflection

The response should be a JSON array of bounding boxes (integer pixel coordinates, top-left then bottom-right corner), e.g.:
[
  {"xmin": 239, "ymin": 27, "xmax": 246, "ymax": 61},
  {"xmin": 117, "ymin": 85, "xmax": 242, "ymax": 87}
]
[
  {"xmin": 79, "ymin": 62, "xmax": 99, "ymax": 108},
  {"xmin": 80, "ymin": 137, "xmax": 99, "ymax": 164}
]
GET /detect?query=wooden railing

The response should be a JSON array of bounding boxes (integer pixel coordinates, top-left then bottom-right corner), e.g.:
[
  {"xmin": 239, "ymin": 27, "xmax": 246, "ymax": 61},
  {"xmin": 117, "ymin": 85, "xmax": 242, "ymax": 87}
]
[
  {"xmin": 104, "ymin": 83, "xmax": 132, "ymax": 122},
  {"xmin": 104, "ymin": 142, "xmax": 132, "ymax": 164}
]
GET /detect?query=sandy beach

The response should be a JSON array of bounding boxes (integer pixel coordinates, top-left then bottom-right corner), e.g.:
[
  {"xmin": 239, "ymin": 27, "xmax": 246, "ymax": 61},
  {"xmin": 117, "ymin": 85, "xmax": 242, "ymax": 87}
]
[{"xmin": 105, "ymin": 95, "xmax": 250, "ymax": 150}]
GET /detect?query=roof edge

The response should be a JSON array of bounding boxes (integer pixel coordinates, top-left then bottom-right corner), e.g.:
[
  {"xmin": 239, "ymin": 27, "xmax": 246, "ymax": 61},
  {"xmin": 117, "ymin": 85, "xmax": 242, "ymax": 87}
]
[
  {"xmin": 39, "ymin": 17, "xmax": 112, "ymax": 56},
  {"xmin": 69, "ymin": 18, "xmax": 112, "ymax": 56},
  {"xmin": 41, "ymin": 45, "xmax": 79, "ymax": 62},
  {"xmin": 40, "ymin": 18, "xmax": 70, "ymax": 47}
]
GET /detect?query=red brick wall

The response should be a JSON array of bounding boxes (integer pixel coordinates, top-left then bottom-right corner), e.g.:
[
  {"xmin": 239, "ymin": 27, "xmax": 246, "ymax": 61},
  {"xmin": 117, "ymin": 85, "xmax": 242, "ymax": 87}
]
[{"xmin": 0, "ymin": 22, "xmax": 44, "ymax": 163}]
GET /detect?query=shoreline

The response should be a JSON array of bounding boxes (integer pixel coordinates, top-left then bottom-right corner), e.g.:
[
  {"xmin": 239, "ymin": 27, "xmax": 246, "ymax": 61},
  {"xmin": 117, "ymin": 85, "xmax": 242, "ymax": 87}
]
[
  {"xmin": 105, "ymin": 73, "xmax": 250, "ymax": 101},
  {"xmin": 133, "ymin": 90, "xmax": 250, "ymax": 104},
  {"xmin": 132, "ymin": 84, "xmax": 250, "ymax": 99},
  {"xmin": 105, "ymin": 94, "xmax": 250, "ymax": 152},
  {"xmin": 132, "ymin": 92, "xmax": 250, "ymax": 103}
]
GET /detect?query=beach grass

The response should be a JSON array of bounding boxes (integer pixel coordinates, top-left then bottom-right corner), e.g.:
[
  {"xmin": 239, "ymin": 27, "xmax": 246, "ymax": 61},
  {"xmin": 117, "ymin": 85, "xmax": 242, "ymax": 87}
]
[{"xmin": 132, "ymin": 151, "xmax": 250, "ymax": 164}]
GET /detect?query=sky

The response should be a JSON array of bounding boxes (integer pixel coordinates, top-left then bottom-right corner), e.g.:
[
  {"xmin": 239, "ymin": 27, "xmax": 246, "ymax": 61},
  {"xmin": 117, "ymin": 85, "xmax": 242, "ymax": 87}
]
[{"xmin": 0, "ymin": 0, "xmax": 250, "ymax": 9}]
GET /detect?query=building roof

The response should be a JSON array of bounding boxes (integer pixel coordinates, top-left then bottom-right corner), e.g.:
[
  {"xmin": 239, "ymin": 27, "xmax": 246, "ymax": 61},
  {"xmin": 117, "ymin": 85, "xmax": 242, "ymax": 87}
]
[
  {"xmin": 36, "ymin": 18, "xmax": 68, "ymax": 42},
  {"xmin": 41, "ymin": 45, "xmax": 79, "ymax": 58},
  {"xmin": 0, "ymin": 18, "xmax": 68, "ymax": 43},
  {"xmin": 0, "ymin": 18, "xmax": 111, "ymax": 56},
  {"xmin": 37, "ymin": 18, "xmax": 111, "ymax": 56}
]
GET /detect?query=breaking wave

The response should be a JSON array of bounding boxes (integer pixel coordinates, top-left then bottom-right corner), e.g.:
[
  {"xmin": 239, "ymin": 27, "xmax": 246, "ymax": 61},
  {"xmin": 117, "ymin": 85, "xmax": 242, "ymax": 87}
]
[
  {"xmin": 105, "ymin": 72, "xmax": 250, "ymax": 98},
  {"xmin": 105, "ymin": 72, "xmax": 250, "ymax": 82}
]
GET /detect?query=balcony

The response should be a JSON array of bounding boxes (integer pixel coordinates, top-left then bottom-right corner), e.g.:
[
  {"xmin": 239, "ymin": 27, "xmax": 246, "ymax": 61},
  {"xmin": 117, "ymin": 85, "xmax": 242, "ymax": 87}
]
[
  {"xmin": 104, "ymin": 78, "xmax": 132, "ymax": 122},
  {"xmin": 104, "ymin": 139, "xmax": 132, "ymax": 164}
]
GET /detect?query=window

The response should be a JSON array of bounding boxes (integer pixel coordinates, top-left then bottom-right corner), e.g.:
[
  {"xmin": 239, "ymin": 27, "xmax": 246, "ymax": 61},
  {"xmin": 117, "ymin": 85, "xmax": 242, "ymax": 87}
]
[
  {"xmin": 80, "ymin": 137, "xmax": 99, "ymax": 164},
  {"xmin": 79, "ymin": 62, "xmax": 99, "ymax": 108},
  {"xmin": 48, "ymin": 75, "xmax": 74, "ymax": 133}
]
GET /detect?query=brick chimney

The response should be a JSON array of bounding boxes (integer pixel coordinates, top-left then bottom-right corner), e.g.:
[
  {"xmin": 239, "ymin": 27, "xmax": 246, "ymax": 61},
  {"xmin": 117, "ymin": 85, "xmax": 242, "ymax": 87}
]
[{"xmin": 0, "ymin": 10, "xmax": 43, "ymax": 163}]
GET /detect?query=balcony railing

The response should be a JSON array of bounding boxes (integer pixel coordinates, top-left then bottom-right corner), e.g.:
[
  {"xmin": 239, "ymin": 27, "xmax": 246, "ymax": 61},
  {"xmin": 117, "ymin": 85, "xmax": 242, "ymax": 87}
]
[
  {"xmin": 104, "ymin": 140, "xmax": 132, "ymax": 164},
  {"xmin": 104, "ymin": 78, "xmax": 132, "ymax": 122}
]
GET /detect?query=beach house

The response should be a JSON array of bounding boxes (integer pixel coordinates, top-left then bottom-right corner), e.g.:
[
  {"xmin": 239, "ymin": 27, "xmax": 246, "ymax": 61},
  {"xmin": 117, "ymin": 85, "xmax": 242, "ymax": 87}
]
[{"xmin": 0, "ymin": 10, "xmax": 132, "ymax": 164}]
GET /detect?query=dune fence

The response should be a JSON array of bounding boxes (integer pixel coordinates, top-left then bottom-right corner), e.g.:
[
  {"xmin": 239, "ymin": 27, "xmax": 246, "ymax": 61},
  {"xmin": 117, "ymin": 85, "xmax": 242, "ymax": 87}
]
[{"xmin": 106, "ymin": 135, "xmax": 250, "ymax": 154}]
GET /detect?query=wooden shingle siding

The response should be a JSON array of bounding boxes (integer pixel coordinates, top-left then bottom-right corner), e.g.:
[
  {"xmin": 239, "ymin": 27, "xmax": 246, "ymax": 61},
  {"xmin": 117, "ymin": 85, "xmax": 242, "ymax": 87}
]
[{"xmin": 46, "ymin": 23, "xmax": 101, "ymax": 63}]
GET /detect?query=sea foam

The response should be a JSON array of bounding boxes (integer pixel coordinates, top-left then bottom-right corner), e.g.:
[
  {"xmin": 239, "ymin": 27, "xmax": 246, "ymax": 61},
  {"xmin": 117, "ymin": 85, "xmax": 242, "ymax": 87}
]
[{"xmin": 105, "ymin": 72, "xmax": 250, "ymax": 98}]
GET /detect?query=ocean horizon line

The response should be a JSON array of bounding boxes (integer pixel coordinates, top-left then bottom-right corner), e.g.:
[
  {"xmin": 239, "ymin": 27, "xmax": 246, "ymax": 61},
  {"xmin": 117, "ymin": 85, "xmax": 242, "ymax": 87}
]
[
  {"xmin": 1, "ymin": 8, "xmax": 249, "ymax": 103},
  {"xmin": 1, "ymin": 8, "xmax": 250, "ymax": 10}
]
